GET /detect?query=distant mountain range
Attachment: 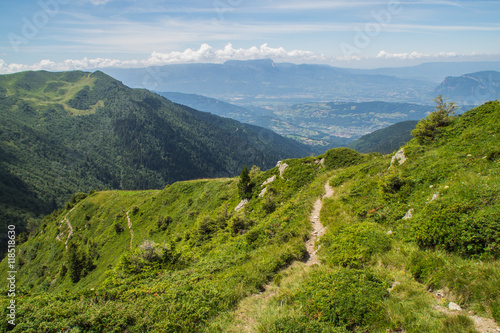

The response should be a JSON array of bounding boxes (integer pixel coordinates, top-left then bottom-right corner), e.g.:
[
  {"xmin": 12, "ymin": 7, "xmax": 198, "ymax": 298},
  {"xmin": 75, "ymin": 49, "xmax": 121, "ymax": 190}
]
[
  {"xmin": 344, "ymin": 61, "xmax": 500, "ymax": 83},
  {"xmin": 102, "ymin": 60, "xmax": 500, "ymax": 106},
  {"xmin": 103, "ymin": 59, "xmax": 434, "ymax": 105},
  {"xmin": 434, "ymin": 71, "xmax": 500, "ymax": 105}
]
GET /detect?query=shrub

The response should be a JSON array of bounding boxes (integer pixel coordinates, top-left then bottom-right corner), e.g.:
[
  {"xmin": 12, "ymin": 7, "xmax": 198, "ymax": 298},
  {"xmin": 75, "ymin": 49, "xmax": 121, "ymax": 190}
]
[
  {"xmin": 330, "ymin": 168, "xmax": 357, "ymax": 187},
  {"xmin": 323, "ymin": 148, "xmax": 363, "ymax": 170},
  {"xmin": 157, "ymin": 216, "xmax": 173, "ymax": 231},
  {"xmin": 117, "ymin": 240, "xmax": 178, "ymax": 274},
  {"xmin": 114, "ymin": 222, "xmax": 124, "ymax": 233},
  {"xmin": 411, "ymin": 198, "xmax": 500, "ymax": 258},
  {"xmin": 321, "ymin": 222, "xmax": 391, "ymax": 268},
  {"xmin": 294, "ymin": 267, "xmax": 389, "ymax": 330},
  {"xmin": 411, "ymin": 95, "xmax": 456, "ymax": 144},
  {"xmin": 262, "ymin": 195, "xmax": 276, "ymax": 214}
]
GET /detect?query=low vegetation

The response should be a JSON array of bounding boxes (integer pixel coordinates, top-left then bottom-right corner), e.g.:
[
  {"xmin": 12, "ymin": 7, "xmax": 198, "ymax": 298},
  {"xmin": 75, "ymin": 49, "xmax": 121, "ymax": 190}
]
[{"xmin": 1, "ymin": 100, "xmax": 499, "ymax": 332}]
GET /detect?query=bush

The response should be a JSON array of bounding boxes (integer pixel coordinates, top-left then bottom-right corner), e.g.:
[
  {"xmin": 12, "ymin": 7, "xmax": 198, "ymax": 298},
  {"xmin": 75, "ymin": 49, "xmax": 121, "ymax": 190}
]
[
  {"xmin": 322, "ymin": 222, "xmax": 391, "ymax": 268},
  {"xmin": 330, "ymin": 168, "xmax": 357, "ymax": 187},
  {"xmin": 411, "ymin": 198, "xmax": 500, "ymax": 258},
  {"xmin": 294, "ymin": 267, "xmax": 389, "ymax": 330},
  {"xmin": 323, "ymin": 148, "xmax": 363, "ymax": 170},
  {"xmin": 411, "ymin": 95, "xmax": 456, "ymax": 144},
  {"xmin": 70, "ymin": 192, "xmax": 88, "ymax": 204},
  {"xmin": 114, "ymin": 222, "xmax": 124, "ymax": 233},
  {"xmin": 157, "ymin": 216, "xmax": 173, "ymax": 231},
  {"xmin": 117, "ymin": 240, "xmax": 178, "ymax": 274}
]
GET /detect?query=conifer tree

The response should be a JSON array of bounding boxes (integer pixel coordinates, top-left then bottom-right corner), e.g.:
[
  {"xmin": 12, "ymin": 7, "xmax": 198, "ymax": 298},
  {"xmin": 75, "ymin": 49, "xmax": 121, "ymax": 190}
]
[
  {"xmin": 412, "ymin": 95, "xmax": 457, "ymax": 143},
  {"xmin": 238, "ymin": 165, "xmax": 251, "ymax": 199}
]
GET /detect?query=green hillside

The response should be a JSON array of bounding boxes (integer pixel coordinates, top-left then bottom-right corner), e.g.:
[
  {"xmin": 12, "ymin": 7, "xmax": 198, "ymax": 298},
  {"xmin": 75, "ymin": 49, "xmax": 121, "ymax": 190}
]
[
  {"xmin": 1, "ymin": 101, "xmax": 500, "ymax": 332},
  {"xmin": 0, "ymin": 70, "xmax": 311, "ymax": 257}
]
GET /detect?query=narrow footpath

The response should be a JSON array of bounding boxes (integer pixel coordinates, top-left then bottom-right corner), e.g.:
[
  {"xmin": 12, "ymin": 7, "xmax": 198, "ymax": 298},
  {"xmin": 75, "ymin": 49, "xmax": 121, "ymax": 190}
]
[
  {"xmin": 55, "ymin": 207, "xmax": 75, "ymax": 251},
  {"xmin": 230, "ymin": 179, "xmax": 334, "ymax": 332},
  {"xmin": 126, "ymin": 211, "xmax": 134, "ymax": 249},
  {"xmin": 305, "ymin": 181, "xmax": 334, "ymax": 266}
]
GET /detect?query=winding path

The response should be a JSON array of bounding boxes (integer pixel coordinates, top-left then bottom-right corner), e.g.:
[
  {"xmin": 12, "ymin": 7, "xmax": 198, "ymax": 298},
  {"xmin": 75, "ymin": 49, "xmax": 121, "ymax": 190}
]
[
  {"xmin": 126, "ymin": 211, "xmax": 134, "ymax": 249},
  {"xmin": 56, "ymin": 207, "xmax": 75, "ymax": 251},
  {"xmin": 305, "ymin": 181, "xmax": 334, "ymax": 266}
]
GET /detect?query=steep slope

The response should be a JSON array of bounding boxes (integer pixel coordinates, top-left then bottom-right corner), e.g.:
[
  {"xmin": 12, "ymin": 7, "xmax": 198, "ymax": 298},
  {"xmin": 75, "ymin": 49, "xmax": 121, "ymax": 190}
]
[
  {"xmin": 1, "ymin": 102, "xmax": 499, "ymax": 332},
  {"xmin": 347, "ymin": 120, "xmax": 419, "ymax": 154},
  {"xmin": 435, "ymin": 71, "xmax": 500, "ymax": 105},
  {"xmin": 0, "ymin": 70, "xmax": 311, "ymax": 256},
  {"xmin": 0, "ymin": 156, "xmax": 329, "ymax": 332}
]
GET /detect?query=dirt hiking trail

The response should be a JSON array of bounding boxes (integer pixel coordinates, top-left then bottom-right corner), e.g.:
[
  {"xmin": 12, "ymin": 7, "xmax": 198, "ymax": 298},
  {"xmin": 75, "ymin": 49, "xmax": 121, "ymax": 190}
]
[{"xmin": 306, "ymin": 181, "xmax": 334, "ymax": 266}]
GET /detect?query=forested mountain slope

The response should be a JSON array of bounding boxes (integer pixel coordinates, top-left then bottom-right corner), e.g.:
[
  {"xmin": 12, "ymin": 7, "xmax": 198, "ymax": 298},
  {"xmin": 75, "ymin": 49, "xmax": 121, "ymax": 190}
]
[
  {"xmin": 0, "ymin": 70, "xmax": 311, "ymax": 256},
  {"xmin": 347, "ymin": 120, "xmax": 419, "ymax": 154}
]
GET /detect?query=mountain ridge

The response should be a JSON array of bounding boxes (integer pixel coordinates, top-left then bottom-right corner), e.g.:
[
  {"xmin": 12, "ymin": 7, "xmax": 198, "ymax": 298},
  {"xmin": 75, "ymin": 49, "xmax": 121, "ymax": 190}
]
[{"xmin": 0, "ymin": 69, "xmax": 311, "ymax": 256}]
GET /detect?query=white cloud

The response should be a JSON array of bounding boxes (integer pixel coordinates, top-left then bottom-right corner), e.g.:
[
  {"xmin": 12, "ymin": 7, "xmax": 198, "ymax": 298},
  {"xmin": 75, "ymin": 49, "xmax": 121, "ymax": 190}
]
[
  {"xmin": 0, "ymin": 44, "xmax": 498, "ymax": 74},
  {"xmin": 147, "ymin": 43, "xmax": 326, "ymax": 65},
  {"xmin": 376, "ymin": 50, "xmax": 460, "ymax": 59},
  {"xmin": 0, "ymin": 43, "xmax": 327, "ymax": 74}
]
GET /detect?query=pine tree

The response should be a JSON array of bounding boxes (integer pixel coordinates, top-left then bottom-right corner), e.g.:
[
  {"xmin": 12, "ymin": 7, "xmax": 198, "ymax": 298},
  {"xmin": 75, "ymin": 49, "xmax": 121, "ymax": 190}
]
[
  {"xmin": 67, "ymin": 244, "xmax": 82, "ymax": 283},
  {"xmin": 412, "ymin": 95, "xmax": 457, "ymax": 143},
  {"xmin": 238, "ymin": 165, "xmax": 251, "ymax": 199}
]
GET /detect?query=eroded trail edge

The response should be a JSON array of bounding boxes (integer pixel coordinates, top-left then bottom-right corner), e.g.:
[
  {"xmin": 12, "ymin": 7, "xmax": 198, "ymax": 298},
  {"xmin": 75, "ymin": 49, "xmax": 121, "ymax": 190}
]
[{"xmin": 305, "ymin": 181, "xmax": 334, "ymax": 266}]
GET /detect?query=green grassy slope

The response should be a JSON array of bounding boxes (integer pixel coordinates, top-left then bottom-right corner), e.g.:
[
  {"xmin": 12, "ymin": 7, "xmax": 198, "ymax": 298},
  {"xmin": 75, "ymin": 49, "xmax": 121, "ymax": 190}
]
[
  {"xmin": 253, "ymin": 101, "xmax": 500, "ymax": 332},
  {"xmin": 1, "ymin": 101, "xmax": 499, "ymax": 332},
  {"xmin": 0, "ymin": 70, "xmax": 311, "ymax": 256},
  {"xmin": 0, "ymin": 156, "xmax": 328, "ymax": 332}
]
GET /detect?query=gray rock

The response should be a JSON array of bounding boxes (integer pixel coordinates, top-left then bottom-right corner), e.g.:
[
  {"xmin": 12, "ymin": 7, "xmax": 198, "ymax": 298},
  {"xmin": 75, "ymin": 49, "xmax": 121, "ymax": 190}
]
[
  {"xmin": 261, "ymin": 175, "xmax": 277, "ymax": 187},
  {"xmin": 449, "ymin": 302, "xmax": 462, "ymax": 311},
  {"xmin": 402, "ymin": 208, "xmax": 414, "ymax": 220},
  {"xmin": 390, "ymin": 149, "xmax": 407, "ymax": 168},
  {"xmin": 234, "ymin": 199, "xmax": 249, "ymax": 212}
]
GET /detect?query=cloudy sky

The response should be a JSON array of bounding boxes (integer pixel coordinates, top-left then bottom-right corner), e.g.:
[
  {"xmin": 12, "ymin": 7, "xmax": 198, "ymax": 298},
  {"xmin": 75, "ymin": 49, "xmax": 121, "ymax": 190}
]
[{"xmin": 1, "ymin": 0, "xmax": 500, "ymax": 73}]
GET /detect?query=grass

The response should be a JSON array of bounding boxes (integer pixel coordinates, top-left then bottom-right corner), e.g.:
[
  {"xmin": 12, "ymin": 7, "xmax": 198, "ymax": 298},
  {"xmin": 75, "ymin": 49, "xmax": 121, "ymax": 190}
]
[
  {"xmin": 0, "ymin": 156, "xmax": 329, "ymax": 332},
  {"xmin": 1, "ymin": 102, "xmax": 500, "ymax": 332}
]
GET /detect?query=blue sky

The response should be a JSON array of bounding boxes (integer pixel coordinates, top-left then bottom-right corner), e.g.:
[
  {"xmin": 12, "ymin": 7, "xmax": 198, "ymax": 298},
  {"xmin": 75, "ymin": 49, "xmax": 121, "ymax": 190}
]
[{"xmin": 1, "ymin": 0, "xmax": 500, "ymax": 73}]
